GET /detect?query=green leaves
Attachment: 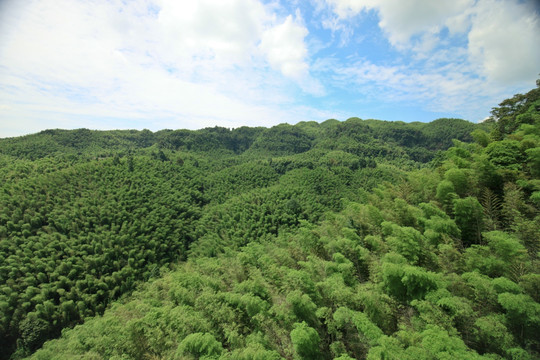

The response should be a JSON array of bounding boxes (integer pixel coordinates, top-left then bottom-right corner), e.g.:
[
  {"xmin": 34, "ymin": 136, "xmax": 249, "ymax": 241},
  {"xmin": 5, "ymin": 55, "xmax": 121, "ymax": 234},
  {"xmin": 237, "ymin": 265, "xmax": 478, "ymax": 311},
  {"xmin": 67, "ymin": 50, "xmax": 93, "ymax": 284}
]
[
  {"xmin": 0, "ymin": 155, "xmax": 204, "ymax": 357},
  {"xmin": 498, "ymin": 293, "xmax": 540, "ymax": 346},
  {"xmin": 333, "ymin": 307, "xmax": 383, "ymax": 346},
  {"xmin": 382, "ymin": 258, "xmax": 440, "ymax": 302},
  {"xmin": 453, "ymin": 197, "xmax": 484, "ymax": 247},
  {"xmin": 176, "ymin": 333, "xmax": 224, "ymax": 359},
  {"xmin": 249, "ymin": 124, "xmax": 314, "ymax": 156},
  {"xmin": 383, "ymin": 222, "xmax": 426, "ymax": 265},
  {"xmin": 4, "ymin": 82, "xmax": 540, "ymax": 360},
  {"xmin": 286, "ymin": 291, "xmax": 318, "ymax": 327},
  {"xmin": 290, "ymin": 322, "xmax": 321, "ymax": 360},
  {"xmin": 436, "ymin": 180, "xmax": 458, "ymax": 212}
]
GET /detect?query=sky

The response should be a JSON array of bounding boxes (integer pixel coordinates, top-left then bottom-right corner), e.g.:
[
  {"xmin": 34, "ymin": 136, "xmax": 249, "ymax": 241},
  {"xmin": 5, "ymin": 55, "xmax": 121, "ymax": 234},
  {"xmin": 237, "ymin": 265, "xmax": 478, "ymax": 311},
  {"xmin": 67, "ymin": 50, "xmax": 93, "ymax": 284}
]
[{"xmin": 0, "ymin": 0, "xmax": 539, "ymax": 138}]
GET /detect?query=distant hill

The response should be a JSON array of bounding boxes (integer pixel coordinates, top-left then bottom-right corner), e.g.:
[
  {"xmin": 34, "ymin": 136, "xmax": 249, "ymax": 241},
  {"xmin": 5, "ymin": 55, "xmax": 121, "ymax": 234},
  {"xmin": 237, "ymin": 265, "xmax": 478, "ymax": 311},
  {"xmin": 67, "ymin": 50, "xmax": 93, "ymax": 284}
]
[
  {"xmin": 0, "ymin": 117, "xmax": 484, "ymax": 162},
  {"xmin": 0, "ymin": 95, "xmax": 538, "ymax": 360}
]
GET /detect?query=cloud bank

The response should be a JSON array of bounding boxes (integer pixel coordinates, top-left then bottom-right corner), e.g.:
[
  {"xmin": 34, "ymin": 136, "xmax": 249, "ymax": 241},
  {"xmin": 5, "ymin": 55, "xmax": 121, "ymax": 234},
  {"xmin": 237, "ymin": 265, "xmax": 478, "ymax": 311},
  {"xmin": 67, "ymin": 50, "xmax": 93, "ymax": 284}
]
[{"xmin": 0, "ymin": 0, "xmax": 538, "ymax": 137}]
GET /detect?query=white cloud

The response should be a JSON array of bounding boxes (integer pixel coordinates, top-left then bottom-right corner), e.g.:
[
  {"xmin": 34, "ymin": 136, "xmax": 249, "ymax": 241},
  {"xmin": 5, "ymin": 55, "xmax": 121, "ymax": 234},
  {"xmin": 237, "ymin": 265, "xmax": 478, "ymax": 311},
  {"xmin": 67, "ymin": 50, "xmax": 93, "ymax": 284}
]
[
  {"xmin": 259, "ymin": 13, "xmax": 324, "ymax": 94},
  {"xmin": 157, "ymin": 0, "xmax": 268, "ymax": 65},
  {"xmin": 323, "ymin": 0, "xmax": 540, "ymax": 88},
  {"xmin": 374, "ymin": 0, "xmax": 473, "ymax": 48},
  {"xmin": 331, "ymin": 58, "xmax": 515, "ymax": 121},
  {"xmin": 323, "ymin": 0, "xmax": 369, "ymax": 19},
  {"xmin": 0, "ymin": 0, "xmax": 326, "ymax": 137},
  {"xmin": 325, "ymin": 0, "xmax": 473, "ymax": 49},
  {"xmin": 260, "ymin": 15, "xmax": 309, "ymax": 79},
  {"xmin": 468, "ymin": 0, "xmax": 540, "ymax": 84},
  {"xmin": 1, "ymin": 0, "xmax": 537, "ymax": 137}
]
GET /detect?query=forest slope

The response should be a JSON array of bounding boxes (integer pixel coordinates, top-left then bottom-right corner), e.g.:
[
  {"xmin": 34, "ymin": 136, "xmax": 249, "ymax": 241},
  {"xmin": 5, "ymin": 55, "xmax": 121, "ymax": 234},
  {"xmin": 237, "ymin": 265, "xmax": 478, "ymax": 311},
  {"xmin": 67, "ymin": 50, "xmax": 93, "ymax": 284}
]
[{"xmin": 0, "ymin": 84, "xmax": 538, "ymax": 359}]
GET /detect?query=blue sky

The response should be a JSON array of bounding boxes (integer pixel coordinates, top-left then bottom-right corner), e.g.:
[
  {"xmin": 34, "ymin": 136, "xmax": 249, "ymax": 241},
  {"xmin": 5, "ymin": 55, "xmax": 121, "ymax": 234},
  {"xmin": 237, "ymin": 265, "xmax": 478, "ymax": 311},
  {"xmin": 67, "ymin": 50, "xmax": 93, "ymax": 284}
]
[{"xmin": 0, "ymin": 0, "xmax": 539, "ymax": 138}]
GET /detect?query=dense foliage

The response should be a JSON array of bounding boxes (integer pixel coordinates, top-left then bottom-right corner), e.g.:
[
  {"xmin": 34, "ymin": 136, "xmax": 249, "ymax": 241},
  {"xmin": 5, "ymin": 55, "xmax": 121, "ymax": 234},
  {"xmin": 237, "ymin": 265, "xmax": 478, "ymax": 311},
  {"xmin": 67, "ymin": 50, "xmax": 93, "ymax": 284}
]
[{"xmin": 0, "ymin": 83, "xmax": 538, "ymax": 359}]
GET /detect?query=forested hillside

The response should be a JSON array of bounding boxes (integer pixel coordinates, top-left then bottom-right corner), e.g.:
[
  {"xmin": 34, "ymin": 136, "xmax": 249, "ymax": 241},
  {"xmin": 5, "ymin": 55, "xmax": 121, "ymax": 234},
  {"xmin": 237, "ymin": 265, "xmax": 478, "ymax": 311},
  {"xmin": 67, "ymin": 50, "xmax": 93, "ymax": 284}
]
[{"xmin": 0, "ymin": 83, "xmax": 538, "ymax": 360}]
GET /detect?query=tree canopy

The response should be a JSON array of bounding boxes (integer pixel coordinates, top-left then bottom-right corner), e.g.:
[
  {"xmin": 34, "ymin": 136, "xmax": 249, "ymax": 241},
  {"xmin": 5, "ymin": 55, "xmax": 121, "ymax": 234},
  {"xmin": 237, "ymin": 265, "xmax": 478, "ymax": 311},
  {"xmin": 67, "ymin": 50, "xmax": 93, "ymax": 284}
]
[{"xmin": 0, "ymin": 81, "xmax": 539, "ymax": 360}]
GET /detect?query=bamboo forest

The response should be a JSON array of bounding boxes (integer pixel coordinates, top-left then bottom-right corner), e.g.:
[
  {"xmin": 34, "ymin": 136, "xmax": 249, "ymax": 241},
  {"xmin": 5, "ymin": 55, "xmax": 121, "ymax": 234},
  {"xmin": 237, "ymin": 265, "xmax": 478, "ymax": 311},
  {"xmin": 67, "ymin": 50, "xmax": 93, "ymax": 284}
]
[{"xmin": 0, "ymin": 82, "xmax": 539, "ymax": 360}]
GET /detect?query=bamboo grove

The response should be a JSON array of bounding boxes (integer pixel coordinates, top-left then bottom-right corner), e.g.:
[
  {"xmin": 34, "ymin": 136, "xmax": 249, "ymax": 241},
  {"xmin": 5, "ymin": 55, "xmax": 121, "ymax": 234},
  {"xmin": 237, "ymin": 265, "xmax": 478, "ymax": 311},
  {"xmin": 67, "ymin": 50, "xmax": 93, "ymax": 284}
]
[{"xmin": 0, "ymin": 82, "xmax": 538, "ymax": 359}]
